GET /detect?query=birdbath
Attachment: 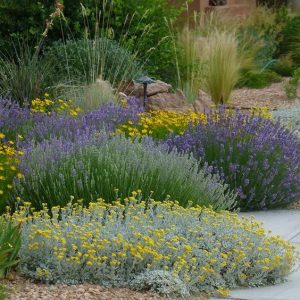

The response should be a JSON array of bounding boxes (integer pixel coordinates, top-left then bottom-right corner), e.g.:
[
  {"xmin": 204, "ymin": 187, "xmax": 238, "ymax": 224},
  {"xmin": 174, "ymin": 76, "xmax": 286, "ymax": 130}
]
[{"xmin": 135, "ymin": 76, "xmax": 156, "ymax": 108}]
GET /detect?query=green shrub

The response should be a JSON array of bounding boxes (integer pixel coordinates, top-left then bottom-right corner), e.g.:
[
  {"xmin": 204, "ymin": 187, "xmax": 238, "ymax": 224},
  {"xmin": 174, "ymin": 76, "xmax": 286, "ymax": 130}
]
[
  {"xmin": 0, "ymin": 218, "xmax": 21, "ymax": 278},
  {"xmin": 14, "ymin": 199, "xmax": 298, "ymax": 297},
  {"xmin": 239, "ymin": 69, "xmax": 281, "ymax": 89},
  {"xmin": 271, "ymin": 54, "xmax": 295, "ymax": 76},
  {"xmin": 13, "ymin": 135, "xmax": 236, "ymax": 211},
  {"xmin": 279, "ymin": 15, "xmax": 300, "ymax": 65},
  {"xmin": 284, "ymin": 67, "xmax": 300, "ymax": 99},
  {"xmin": 110, "ymin": 0, "xmax": 187, "ymax": 84}
]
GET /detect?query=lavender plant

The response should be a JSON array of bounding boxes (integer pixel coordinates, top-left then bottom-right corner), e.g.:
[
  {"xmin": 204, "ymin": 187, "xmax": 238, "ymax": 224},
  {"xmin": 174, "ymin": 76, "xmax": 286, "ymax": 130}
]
[
  {"xmin": 0, "ymin": 97, "xmax": 143, "ymax": 150},
  {"xmin": 0, "ymin": 98, "xmax": 31, "ymax": 140},
  {"xmin": 166, "ymin": 109, "xmax": 300, "ymax": 211},
  {"xmin": 22, "ymin": 97, "xmax": 143, "ymax": 147},
  {"xmin": 13, "ymin": 135, "xmax": 236, "ymax": 211}
]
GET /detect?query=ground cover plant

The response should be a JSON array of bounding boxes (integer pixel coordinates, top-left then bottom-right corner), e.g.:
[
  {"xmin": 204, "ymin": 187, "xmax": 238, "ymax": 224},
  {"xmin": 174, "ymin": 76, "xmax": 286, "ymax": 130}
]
[
  {"xmin": 12, "ymin": 197, "xmax": 299, "ymax": 297},
  {"xmin": 273, "ymin": 105, "xmax": 300, "ymax": 137},
  {"xmin": 166, "ymin": 108, "xmax": 300, "ymax": 211}
]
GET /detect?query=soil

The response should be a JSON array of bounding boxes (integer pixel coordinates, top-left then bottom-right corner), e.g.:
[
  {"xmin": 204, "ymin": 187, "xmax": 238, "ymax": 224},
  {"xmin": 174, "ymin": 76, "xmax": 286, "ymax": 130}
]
[{"xmin": 1, "ymin": 274, "xmax": 208, "ymax": 300}]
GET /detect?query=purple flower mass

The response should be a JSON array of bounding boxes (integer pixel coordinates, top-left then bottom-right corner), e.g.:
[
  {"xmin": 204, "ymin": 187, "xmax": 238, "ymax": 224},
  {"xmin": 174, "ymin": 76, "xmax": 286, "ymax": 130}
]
[
  {"xmin": 0, "ymin": 97, "xmax": 144, "ymax": 148},
  {"xmin": 166, "ymin": 108, "xmax": 300, "ymax": 210}
]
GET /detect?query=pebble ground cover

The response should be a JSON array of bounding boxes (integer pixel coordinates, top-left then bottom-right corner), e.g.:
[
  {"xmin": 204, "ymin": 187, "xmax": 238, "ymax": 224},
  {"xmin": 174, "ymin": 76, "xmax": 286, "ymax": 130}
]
[{"xmin": 0, "ymin": 96, "xmax": 299, "ymax": 298}]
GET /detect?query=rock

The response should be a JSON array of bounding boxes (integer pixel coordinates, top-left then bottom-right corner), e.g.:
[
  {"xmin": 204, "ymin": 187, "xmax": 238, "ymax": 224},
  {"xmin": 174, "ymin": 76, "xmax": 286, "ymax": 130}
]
[
  {"xmin": 193, "ymin": 89, "xmax": 214, "ymax": 113},
  {"xmin": 146, "ymin": 80, "xmax": 172, "ymax": 96},
  {"xmin": 146, "ymin": 89, "xmax": 193, "ymax": 112},
  {"xmin": 117, "ymin": 80, "xmax": 171, "ymax": 97},
  {"xmin": 118, "ymin": 92, "xmax": 128, "ymax": 100}
]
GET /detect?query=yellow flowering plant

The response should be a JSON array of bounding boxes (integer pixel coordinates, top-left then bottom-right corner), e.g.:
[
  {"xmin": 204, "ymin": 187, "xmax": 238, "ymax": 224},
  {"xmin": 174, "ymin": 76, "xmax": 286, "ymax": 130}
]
[
  {"xmin": 0, "ymin": 134, "xmax": 23, "ymax": 213},
  {"xmin": 116, "ymin": 107, "xmax": 271, "ymax": 141},
  {"xmin": 12, "ymin": 193, "xmax": 299, "ymax": 297},
  {"xmin": 31, "ymin": 94, "xmax": 81, "ymax": 116},
  {"xmin": 117, "ymin": 110, "xmax": 207, "ymax": 140}
]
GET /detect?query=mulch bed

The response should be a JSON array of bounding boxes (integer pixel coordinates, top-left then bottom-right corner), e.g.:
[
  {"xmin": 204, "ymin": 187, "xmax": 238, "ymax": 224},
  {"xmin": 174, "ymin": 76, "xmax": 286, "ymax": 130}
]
[
  {"xmin": 230, "ymin": 79, "xmax": 299, "ymax": 110},
  {"xmin": 1, "ymin": 273, "xmax": 208, "ymax": 300}
]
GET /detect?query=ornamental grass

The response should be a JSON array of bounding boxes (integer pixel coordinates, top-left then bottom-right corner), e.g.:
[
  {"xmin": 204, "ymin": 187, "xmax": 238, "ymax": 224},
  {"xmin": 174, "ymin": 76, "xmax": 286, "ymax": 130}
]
[{"xmin": 12, "ymin": 195, "xmax": 299, "ymax": 297}]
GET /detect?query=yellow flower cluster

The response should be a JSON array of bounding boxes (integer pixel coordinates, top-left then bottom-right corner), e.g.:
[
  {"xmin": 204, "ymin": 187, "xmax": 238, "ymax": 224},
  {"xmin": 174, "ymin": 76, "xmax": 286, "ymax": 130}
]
[
  {"xmin": 0, "ymin": 134, "xmax": 23, "ymax": 207},
  {"xmin": 31, "ymin": 94, "xmax": 81, "ymax": 116},
  {"xmin": 116, "ymin": 106, "xmax": 271, "ymax": 140},
  {"xmin": 13, "ymin": 193, "xmax": 298, "ymax": 297},
  {"xmin": 117, "ymin": 110, "xmax": 207, "ymax": 140},
  {"xmin": 249, "ymin": 106, "xmax": 272, "ymax": 119}
]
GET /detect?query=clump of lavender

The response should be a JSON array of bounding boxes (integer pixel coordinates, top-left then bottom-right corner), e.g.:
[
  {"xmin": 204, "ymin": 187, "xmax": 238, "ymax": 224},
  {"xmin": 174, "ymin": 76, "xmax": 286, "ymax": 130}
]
[
  {"xmin": 22, "ymin": 97, "xmax": 143, "ymax": 147},
  {"xmin": 13, "ymin": 135, "xmax": 235, "ymax": 211},
  {"xmin": 166, "ymin": 108, "xmax": 300, "ymax": 211},
  {"xmin": 0, "ymin": 98, "xmax": 31, "ymax": 139}
]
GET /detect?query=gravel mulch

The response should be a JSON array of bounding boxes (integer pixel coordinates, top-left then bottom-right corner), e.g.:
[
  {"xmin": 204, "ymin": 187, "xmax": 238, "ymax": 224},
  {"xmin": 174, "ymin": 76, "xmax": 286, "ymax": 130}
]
[
  {"xmin": 230, "ymin": 79, "xmax": 300, "ymax": 110},
  {"xmin": 287, "ymin": 199, "xmax": 300, "ymax": 210},
  {"xmin": 1, "ymin": 274, "xmax": 208, "ymax": 300}
]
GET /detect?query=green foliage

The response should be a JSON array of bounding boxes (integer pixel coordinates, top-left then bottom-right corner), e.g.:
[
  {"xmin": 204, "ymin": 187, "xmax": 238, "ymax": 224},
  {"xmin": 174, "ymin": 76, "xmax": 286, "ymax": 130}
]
[
  {"xmin": 284, "ymin": 67, "xmax": 300, "ymax": 99},
  {"xmin": 0, "ymin": 218, "xmax": 21, "ymax": 278},
  {"xmin": 173, "ymin": 18, "xmax": 207, "ymax": 103},
  {"xmin": 0, "ymin": 43, "xmax": 54, "ymax": 106},
  {"xmin": 279, "ymin": 15, "xmax": 300, "ymax": 65},
  {"xmin": 13, "ymin": 135, "xmax": 236, "ymax": 211},
  {"xmin": 0, "ymin": 0, "xmax": 54, "ymax": 50},
  {"xmin": 109, "ymin": 0, "xmax": 187, "ymax": 84},
  {"xmin": 257, "ymin": 0, "xmax": 288, "ymax": 7},
  {"xmin": 45, "ymin": 38, "xmax": 143, "ymax": 87},
  {"xmin": 271, "ymin": 54, "xmax": 295, "ymax": 76},
  {"xmin": 0, "ymin": 0, "xmax": 187, "ymax": 85},
  {"xmin": 0, "ymin": 285, "xmax": 8, "ymax": 300},
  {"xmin": 203, "ymin": 31, "xmax": 241, "ymax": 105},
  {"xmin": 239, "ymin": 70, "xmax": 281, "ymax": 89}
]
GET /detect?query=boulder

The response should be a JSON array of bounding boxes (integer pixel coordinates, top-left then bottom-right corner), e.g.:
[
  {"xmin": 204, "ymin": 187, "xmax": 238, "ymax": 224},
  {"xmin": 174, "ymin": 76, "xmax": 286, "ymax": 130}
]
[
  {"xmin": 117, "ymin": 80, "xmax": 171, "ymax": 97},
  {"xmin": 146, "ymin": 89, "xmax": 193, "ymax": 112},
  {"xmin": 193, "ymin": 89, "xmax": 214, "ymax": 113}
]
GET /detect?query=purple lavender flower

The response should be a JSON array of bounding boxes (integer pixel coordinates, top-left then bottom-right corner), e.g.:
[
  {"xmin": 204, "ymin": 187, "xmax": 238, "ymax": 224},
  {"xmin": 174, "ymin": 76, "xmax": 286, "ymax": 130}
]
[
  {"xmin": 19, "ymin": 97, "xmax": 144, "ymax": 148},
  {"xmin": 166, "ymin": 108, "xmax": 300, "ymax": 211}
]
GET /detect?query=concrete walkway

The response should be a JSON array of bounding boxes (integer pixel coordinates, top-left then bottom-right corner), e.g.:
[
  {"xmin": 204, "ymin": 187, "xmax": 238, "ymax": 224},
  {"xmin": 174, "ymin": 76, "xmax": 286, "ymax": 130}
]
[{"xmin": 213, "ymin": 210, "xmax": 300, "ymax": 300}]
